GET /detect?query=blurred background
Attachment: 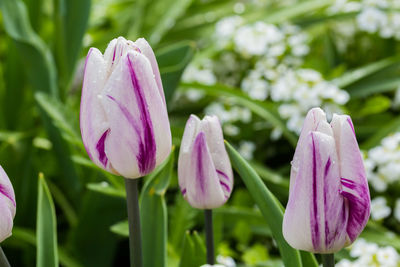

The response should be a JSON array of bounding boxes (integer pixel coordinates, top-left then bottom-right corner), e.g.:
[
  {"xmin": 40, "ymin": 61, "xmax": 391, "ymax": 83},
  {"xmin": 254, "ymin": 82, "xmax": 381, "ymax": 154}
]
[{"xmin": 1, "ymin": 0, "xmax": 400, "ymax": 266}]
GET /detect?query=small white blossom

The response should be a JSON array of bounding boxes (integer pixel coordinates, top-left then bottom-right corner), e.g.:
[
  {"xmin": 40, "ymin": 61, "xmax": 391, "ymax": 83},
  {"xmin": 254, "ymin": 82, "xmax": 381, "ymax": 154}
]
[
  {"xmin": 238, "ymin": 141, "xmax": 256, "ymax": 160},
  {"xmin": 371, "ymin": 197, "xmax": 391, "ymax": 220},
  {"xmin": 216, "ymin": 255, "xmax": 236, "ymax": 267}
]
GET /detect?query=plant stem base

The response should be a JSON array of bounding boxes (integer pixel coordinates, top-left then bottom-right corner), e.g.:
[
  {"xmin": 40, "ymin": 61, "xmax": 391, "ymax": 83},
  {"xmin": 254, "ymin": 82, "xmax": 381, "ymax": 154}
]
[
  {"xmin": 204, "ymin": 209, "xmax": 215, "ymax": 265},
  {"xmin": 321, "ymin": 253, "xmax": 335, "ymax": 267},
  {"xmin": 125, "ymin": 178, "xmax": 143, "ymax": 267}
]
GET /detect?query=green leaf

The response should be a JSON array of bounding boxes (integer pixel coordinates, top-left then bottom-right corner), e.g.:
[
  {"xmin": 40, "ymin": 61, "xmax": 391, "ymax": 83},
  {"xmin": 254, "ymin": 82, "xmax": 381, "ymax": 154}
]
[
  {"xmin": 180, "ymin": 83, "xmax": 297, "ymax": 146},
  {"xmin": 361, "ymin": 116, "xmax": 400, "ymax": 149},
  {"xmin": 140, "ymin": 149, "xmax": 175, "ymax": 267},
  {"xmin": 87, "ymin": 182, "xmax": 125, "ymax": 198},
  {"xmin": 179, "ymin": 231, "xmax": 206, "ymax": 267},
  {"xmin": 361, "ymin": 222, "xmax": 400, "ymax": 251},
  {"xmin": 333, "ymin": 56, "xmax": 400, "ymax": 88},
  {"xmin": 54, "ymin": 0, "xmax": 91, "ymax": 88},
  {"xmin": 0, "ymin": 0, "xmax": 58, "ymax": 97},
  {"xmin": 225, "ymin": 141, "xmax": 316, "ymax": 267},
  {"xmin": 36, "ymin": 173, "xmax": 58, "ymax": 267},
  {"xmin": 110, "ymin": 220, "xmax": 129, "ymax": 237},
  {"xmin": 157, "ymin": 42, "xmax": 196, "ymax": 103}
]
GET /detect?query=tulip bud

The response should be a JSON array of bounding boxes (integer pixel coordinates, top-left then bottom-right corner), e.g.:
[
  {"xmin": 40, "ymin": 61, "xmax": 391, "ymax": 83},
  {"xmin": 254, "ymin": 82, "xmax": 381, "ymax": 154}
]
[
  {"xmin": 178, "ymin": 115, "xmax": 233, "ymax": 209},
  {"xmin": 0, "ymin": 166, "xmax": 16, "ymax": 243},
  {"xmin": 283, "ymin": 108, "xmax": 370, "ymax": 253},
  {"xmin": 80, "ymin": 37, "xmax": 172, "ymax": 178}
]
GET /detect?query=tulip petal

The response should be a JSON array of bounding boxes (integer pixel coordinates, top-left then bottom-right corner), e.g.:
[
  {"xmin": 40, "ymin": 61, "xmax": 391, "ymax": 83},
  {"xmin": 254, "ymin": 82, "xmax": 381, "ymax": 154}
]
[
  {"xmin": 102, "ymin": 51, "xmax": 171, "ymax": 178},
  {"xmin": 80, "ymin": 48, "xmax": 113, "ymax": 172},
  {"xmin": 135, "ymin": 38, "xmax": 165, "ymax": 104},
  {"xmin": 199, "ymin": 116, "xmax": 233, "ymax": 198},
  {"xmin": 331, "ymin": 114, "xmax": 370, "ymax": 243},
  {"xmin": 283, "ymin": 131, "xmax": 346, "ymax": 253},
  {"xmin": 0, "ymin": 166, "xmax": 15, "ymax": 242},
  {"xmin": 185, "ymin": 132, "xmax": 226, "ymax": 209},
  {"xmin": 178, "ymin": 115, "xmax": 201, "ymax": 195},
  {"xmin": 290, "ymin": 108, "xmax": 326, "ymax": 192}
]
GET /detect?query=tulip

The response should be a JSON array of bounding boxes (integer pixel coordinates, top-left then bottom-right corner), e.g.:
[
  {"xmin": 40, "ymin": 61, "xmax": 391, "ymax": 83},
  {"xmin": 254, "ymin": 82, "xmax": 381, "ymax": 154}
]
[
  {"xmin": 80, "ymin": 36, "xmax": 171, "ymax": 179},
  {"xmin": 0, "ymin": 166, "xmax": 16, "ymax": 243},
  {"xmin": 283, "ymin": 108, "xmax": 370, "ymax": 253},
  {"xmin": 178, "ymin": 115, "xmax": 234, "ymax": 209}
]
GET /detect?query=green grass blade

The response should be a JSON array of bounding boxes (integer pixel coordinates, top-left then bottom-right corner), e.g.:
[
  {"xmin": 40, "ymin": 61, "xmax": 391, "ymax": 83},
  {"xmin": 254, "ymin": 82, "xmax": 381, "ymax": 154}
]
[
  {"xmin": 36, "ymin": 173, "xmax": 59, "ymax": 267},
  {"xmin": 225, "ymin": 141, "xmax": 317, "ymax": 267},
  {"xmin": 180, "ymin": 83, "xmax": 297, "ymax": 146},
  {"xmin": 140, "ymin": 150, "xmax": 175, "ymax": 267},
  {"xmin": 179, "ymin": 231, "xmax": 206, "ymax": 267}
]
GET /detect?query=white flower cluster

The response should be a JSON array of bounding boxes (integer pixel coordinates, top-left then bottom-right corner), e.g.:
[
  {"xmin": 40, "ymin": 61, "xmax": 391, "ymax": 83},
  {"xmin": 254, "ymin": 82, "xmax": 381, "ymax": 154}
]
[
  {"xmin": 364, "ymin": 132, "xmax": 400, "ymax": 192},
  {"xmin": 336, "ymin": 239, "xmax": 400, "ymax": 267},
  {"xmin": 371, "ymin": 196, "xmax": 391, "ymax": 220},
  {"xmin": 329, "ymin": 0, "xmax": 400, "ymax": 39},
  {"xmin": 200, "ymin": 255, "xmax": 236, "ymax": 267},
  {"xmin": 181, "ymin": 17, "xmax": 349, "ymax": 137}
]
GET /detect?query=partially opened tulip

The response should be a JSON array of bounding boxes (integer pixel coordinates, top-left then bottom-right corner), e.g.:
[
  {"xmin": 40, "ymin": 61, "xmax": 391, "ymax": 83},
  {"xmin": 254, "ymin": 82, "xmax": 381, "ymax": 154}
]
[
  {"xmin": 178, "ymin": 114, "xmax": 233, "ymax": 265},
  {"xmin": 80, "ymin": 36, "xmax": 171, "ymax": 179},
  {"xmin": 178, "ymin": 115, "xmax": 233, "ymax": 209},
  {"xmin": 80, "ymin": 36, "xmax": 171, "ymax": 267},
  {"xmin": 283, "ymin": 108, "xmax": 370, "ymax": 255}
]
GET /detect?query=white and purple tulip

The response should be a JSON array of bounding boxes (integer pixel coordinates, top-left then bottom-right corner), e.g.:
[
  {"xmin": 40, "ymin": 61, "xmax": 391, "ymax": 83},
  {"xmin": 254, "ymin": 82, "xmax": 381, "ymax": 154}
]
[
  {"xmin": 282, "ymin": 108, "xmax": 370, "ymax": 253},
  {"xmin": 0, "ymin": 166, "xmax": 15, "ymax": 243},
  {"xmin": 80, "ymin": 37, "xmax": 171, "ymax": 179},
  {"xmin": 178, "ymin": 115, "xmax": 233, "ymax": 209}
]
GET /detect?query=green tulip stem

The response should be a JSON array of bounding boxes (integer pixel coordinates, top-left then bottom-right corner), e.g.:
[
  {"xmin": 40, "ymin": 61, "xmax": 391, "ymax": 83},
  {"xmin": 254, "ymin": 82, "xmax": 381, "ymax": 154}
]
[
  {"xmin": 0, "ymin": 247, "xmax": 11, "ymax": 267},
  {"xmin": 321, "ymin": 253, "xmax": 335, "ymax": 267},
  {"xmin": 125, "ymin": 178, "xmax": 143, "ymax": 267},
  {"xmin": 204, "ymin": 209, "xmax": 215, "ymax": 265}
]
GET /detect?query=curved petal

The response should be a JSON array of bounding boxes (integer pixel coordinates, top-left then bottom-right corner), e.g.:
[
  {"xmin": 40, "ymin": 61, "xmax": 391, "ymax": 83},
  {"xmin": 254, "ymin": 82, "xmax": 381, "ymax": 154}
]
[
  {"xmin": 102, "ymin": 51, "xmax": 170, "ymax": 178},
  {"xmin": 178, "ymin": 115, "xmax": 201, "ymax": 195},
  {"xmin": 186, "ymin": 132, "xmax": 226, "ymax": 209},
  {"xmin": 331, "ymin": 114, "xmax": 370, "ymax": 243},
  {"xmin": 290, "ymin": 108, "xmax": 327, "ymax": 192},
  {"xmin": 134, "ymin": 38, "xmax": 165, "ymax": 104},
  {"xmin": 0, "ymin": 166, "xmax": 15, "ymax": 242},
  {"xmin": 283, "ymin": 131, "xmax": 346, "ymax": 253},
  {"xmin": 80, "ymin": 48, "xmax": 113, "ymax": 172},
  {"xmin": 199, "ymin": 116, "xmax": 233, "ymax": 198}
]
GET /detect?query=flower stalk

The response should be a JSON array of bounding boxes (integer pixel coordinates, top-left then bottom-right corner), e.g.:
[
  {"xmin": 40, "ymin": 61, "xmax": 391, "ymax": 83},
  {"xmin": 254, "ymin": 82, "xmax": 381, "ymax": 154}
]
[
  {"xmin": 321, "ymin": 254, "xmax": 334, "ymax": 267},
  {"xmin": 204, "ymin": 209, "xmax": 215, "ymax": 265},
  {"xmin": 0, "ymin": 247, "xmax": 10, "ymax": 267},
  {"xmin": 125, "ymin": 178, "xmax": 142, "ymax": 267}
]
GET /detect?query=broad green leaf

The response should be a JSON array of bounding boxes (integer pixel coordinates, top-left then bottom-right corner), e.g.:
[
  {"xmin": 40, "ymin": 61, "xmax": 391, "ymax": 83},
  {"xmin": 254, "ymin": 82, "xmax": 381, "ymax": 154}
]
[
  {"xmin": 180, "ymin": 83, "xmax": 297, "ymax": 146},
  {"xmin": 36, "ymin": 174, "xmax": 58, "ymax": 267},
  {"xmin": 179, "ymin": 231, "xmax": 206, "ymax": 267},
  {"xmin": 0, "ymin": 0, "xmax": 58, "ymax": 97},
  {"xmin": 54, "ymin": 0, "xmax": 91, "ymax": 89},
  {"xmin": 225, "ymin": 141, "xmax": 317, "ymax": 267},
  {"xmin": 157, "ymin": 42, "xmax": 196, "ymax": 103},
  {"xmin": 140, "ymin": 149, "xmax": 175, "ymax": 267}
]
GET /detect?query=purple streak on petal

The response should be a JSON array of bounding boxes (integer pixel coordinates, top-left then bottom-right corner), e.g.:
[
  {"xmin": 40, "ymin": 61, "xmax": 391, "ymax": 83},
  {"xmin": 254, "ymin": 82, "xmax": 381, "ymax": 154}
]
[
  {"xmin": 112, "ymin": 47, "xmax": 116, "ymax": 62},
  {"xmin": 96, "ymin": 129, "xmax": 110, "ymax": 167},
  {"xmin": 0, "ymin": 184, "xmax": 15, "ymax": 207},
  {"xmin": 194, "ymin": 132, "xmax": 206, "ymax": 194},
  {"xmin": 340, "ymin": 180, "xmax": 370, "ymax": 242},
  {"xmin": 341, "ymin": 178, "xmax": 357, "ymax": 190},
  {"xmin": 216, "ymin": 169, "xmax": 230, "ymax": 182},
  {"xmin": 106, "ymin": 95, "xmax": 141, "ymax": 137},
  {"xmin": 127, "ymin": 57, "xmax": 157, "ymax": 175},
  {"xmin": 347, "ymin": 117, "xmax": 355, "ymax": 135},
  {"xmin": 181, "ymin": 188, "xmax": 187, "ymax": 196},
  {"xmin": 323, "ymin": 157, "xmax": 330, "ymax": 248},
  {"xmin": 310, "ymin": 133, "xmax": 320, "ymax": 250},
  {"xmin": 219, "ymin": 180, "xmax": 230, "ymax": 192}
]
